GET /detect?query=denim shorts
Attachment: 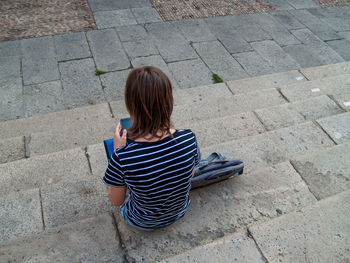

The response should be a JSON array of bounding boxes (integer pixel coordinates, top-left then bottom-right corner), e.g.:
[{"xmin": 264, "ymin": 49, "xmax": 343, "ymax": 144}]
[
  {"xmin": 120, "ymin": 195, "xmax": 184, "ymax": 231},
  {"xmin": 120, "ymin": 198, "xmax": 153, "ymax": 231}
]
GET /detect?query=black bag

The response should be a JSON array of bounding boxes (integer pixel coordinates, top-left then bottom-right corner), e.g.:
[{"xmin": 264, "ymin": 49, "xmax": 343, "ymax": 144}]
[{"xmin": 191, "ymin": 153, "xmax": 244, "ymax": 189}]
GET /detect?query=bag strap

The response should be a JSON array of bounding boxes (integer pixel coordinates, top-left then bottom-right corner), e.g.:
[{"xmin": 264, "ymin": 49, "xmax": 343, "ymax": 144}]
[{"xmin": 197, "ymin": 152, "xmax": 227, "ymax": 168}]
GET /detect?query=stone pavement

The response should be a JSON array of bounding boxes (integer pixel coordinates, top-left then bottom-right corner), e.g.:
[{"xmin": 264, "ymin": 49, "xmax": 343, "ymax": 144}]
[
  {"xmin": 1, "ymin": 0, "xmax": 350, "ymax": 262},
  {"xmin": 1, "ymin": 0, "xmax": 350, "ymax": 121}
]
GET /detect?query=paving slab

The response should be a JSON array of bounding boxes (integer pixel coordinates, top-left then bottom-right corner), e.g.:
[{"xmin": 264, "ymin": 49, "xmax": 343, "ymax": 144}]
[
  {"xmin": 86, "ymin": 29, "xmax": 130, "ymax": 72},
  {"xmin": 249, "ymin": 189, "xmax": 350, "ymax": 263},
  {"xmin": 116, "ymin": 162, "xmax": 316, "ymax": 262},
  {"xmin": 291, "ymin": 143, "xmax": 350, "ymax": 200},
  {"xmin": 41, "ymin": 178, "xmax": 112, "ymax": 228},
  {"xmin": 23, "ymin": 80, "xmax": 65, "ymax": 117},
  {"xmin": 0, "ymin": 147, "xmax": 90, "ymax": 197},
  {"xmin": 173, "ymin": 83, "xmax": 232, "ymax": 105},
  {"xmin": 288, "ymin": 9, "xmax": 340, "ymax": 41},
  {"xmin": 201, "ymin": 132, "xmax": 282, "ymax": 172},
  {"xmin": 30, "ymin": 119, "xmax": 115, "ymax": 156},
  {"xmin": 317, "ymin": 112, "xmax": 350, "ymax": 144},
  {"xmin": 0, "ymin": 136, "xmax": 25, "ymax": 164},
  {"xmin": 131, "ymin": 7, "xmax": 162, "ymax": 24},
  {"xmin": 115, "ymin": 24, "xmax": 149, "ymax": 42},
  {"xmin": 122, "ymin": 38, "xmax": 159, "ymax": 59},
  {"xmin": 0, "ymin": 213, "xmax": 123, "ymax": 263},
  {"xmin": 0, "ymin": 40, "xmax": 20, "ymax": 57},
  {"xmin": 204, "ymin": 16, "xmax": 252, "ymax": 53},
  {"xmin": 321, "ymin": 17, "xmax": 350, "ymax": 32},
  {"xmin": 168, "ymin": 59, "xmax": 213, "ymax": 89},
  {"xmin": 331, "ymin": 93, "xmax": 350, "ymax": 111},
  {"xmin": 339, "ymin": 31, "xmax": 350, "ymax": 42},
  {"xmin": 326, "ymin": 39, "xmax": 350, "ymax": 61},
  {"xmin": 290, "ymin": 95, "xmax": 344, "ymax": 120},
  {"xmin": 145, "ymin": 23, "xmax": 197, "ymax": 63},
  {"xmin": 185, "ymin": 112, "xmax": 266, "ymax": 147},
  {"xmin": 88, "ymin": 0, "xmax": 150, "ymax": 12},
  {"xmin": 21, "ymin": 36, "xmax": 59, "ymax": 85},
  {"xmin": 100, "ymin": 69, "xmax": 131, "ymax": 101},
  {"xmin": 270, "ymin": 10, "xmax": 305, "ymax": 30},
  {"xmin": 87, "ymin": 143, "xmax": 108, "ymax": 176},
  {"xmin": 172, "ymin": 19, "xmax": 217, "ymax": 43},
  {"xmin": 0, "ymin": 76, "xmax": 23, "ymax": 121},
  {"xmin": 300, "ymin": 61, "xmax": 350, "ymax": 80},
  {"xmin": 249, "ymin": 13, "xmax": 300, "ymax": 46},
  {"xmin": 0, "ymin": 56, "xmax": 20, "ymax": 79},
  {"xmin": 172, "ymin": 88, "xmax": 286, "ymax": 127},
  {"xmin": 280, "ymin": 74, "xmax": 350, "ymax": 102},
  {"xmin": 285, "ymin": 29, "xmax": 345, "ymax": 67},
  {"xmin": 267, "ymin": 0, "xmax": 295, "ymax": 10},
  {"xmin": 269, "ymin": 121, "xmax": 335, "ymax": 158},
  {"xmin": 255, "ymin": 95, "xmax": 344, "ymax": 130},
  {"xmin": 59, "ymin": 58, "xmax": 105, "ymax": 109},
  {"xmin": 0, "ymin": 103, "xmax": 113, "ymax": 140},
  {"xmin": 54, "ymin": 32, "xmax": 91, "ymax": 61},
  {"xmin": 227, "ymin": 69, "xmax": 305, "ymax": 94},
  {"xmin": 255, "ymin": 103, "xmax": 305, "ymax": 131},
  {"xmin": 286, "ymin": 0, "xmax": 318, "ymax": 9},
  {"xmin": 94, "ymin": 9, "xmax": 137, "ymax": 29},
  {"xmin": 192, "ymin": 41, "xmax": 249, "ymax": 81},
  {"xmin": 251, "ymin": 40, "xmax": 300, "ymax": 72},
  {"xmin": 0, "ymin": 189, "xmax": 42, "ymax": 243},
  {"xmin": 235, "ymin": 24, "xmax": 272, "ymax": 42},
  {"xmin": 233, "ymin": 51, "xmax": 276, "ymax": 77},
  {"xmin": 283, "ymin": 43, "xmax": 334, "ymax": 68},
  {"xmin": 160, "ymin": 231, "xmax": 265, "ymax": 263},
  {"xmin": 131, "ymin": 55, "xmax": 179, "ymax": 88}
]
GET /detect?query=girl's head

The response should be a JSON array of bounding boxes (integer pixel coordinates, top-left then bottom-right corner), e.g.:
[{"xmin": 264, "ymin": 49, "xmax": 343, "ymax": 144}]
[{"xmin": 125, "ymin": 66, "xmax": 173, "ymax": 140}]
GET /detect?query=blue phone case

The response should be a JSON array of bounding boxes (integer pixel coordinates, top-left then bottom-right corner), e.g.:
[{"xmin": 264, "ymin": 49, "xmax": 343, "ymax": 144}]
[{"xmin": 103, "ymin": 138, "xmax": 114, "ymax": 161}]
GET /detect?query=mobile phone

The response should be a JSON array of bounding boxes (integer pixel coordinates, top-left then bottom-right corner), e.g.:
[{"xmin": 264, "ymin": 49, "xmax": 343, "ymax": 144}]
[{"xmin": 120, "ymin": 118, "xmax": 133, "ymax": 130}]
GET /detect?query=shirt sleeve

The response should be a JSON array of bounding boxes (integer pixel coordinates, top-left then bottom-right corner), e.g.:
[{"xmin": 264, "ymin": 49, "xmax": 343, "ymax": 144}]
[
  {"xmin": 193, "ymin": 133, "xmax": 201, "ymax": 166},
  {"xmin": 103, "ymin": 152, "xmax": 126, "ymax": 187}
]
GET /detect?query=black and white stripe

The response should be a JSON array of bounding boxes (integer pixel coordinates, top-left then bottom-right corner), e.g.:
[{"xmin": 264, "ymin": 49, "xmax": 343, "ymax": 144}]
[{"xmin": 103, "ymin": 129, "xmax": 200, "ymax": 229}]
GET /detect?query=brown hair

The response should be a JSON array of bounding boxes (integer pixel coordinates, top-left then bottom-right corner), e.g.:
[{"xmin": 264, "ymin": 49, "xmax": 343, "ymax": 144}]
[{"xmin": 125, "ymin": 66, "xmax": 173, "ymax": 141}]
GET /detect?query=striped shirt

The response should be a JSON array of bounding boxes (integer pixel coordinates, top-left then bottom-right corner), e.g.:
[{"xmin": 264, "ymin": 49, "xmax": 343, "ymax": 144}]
[{"xmin": 103, "ymin": 129, "xmax": 200, "ymax": 229}]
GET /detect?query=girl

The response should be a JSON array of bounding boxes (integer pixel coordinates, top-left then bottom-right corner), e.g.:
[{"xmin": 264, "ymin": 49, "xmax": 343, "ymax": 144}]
[{"xmin": 103, "ymin": 66, "xmax": 200, "ymax": 230}]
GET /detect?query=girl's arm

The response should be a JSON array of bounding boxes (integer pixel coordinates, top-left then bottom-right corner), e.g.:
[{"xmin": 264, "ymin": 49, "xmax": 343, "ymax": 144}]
[{"xmin": 108, "ymin": 186, "xmax": 127, "ymax": 206}]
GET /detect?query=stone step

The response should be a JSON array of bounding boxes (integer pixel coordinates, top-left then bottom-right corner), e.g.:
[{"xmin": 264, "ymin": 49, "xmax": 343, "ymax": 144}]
[
  {"xmin": 279, "ymin": 74, "xmax": 350, "ymax": 102},
  {"xmin": 165, "ymin": 187, "xmax": 350, "ymax": 263},
  {"xmin": 160, "ymin": 230, "xmax": 265, "ymax": 263},
  {"xmin": 226, "ymin": 69, "xmax": 306, "ymax": 94},
  {"xmin": 0, "ymin": 136, "xmax": 25, "ymax": 164},
  {"xmin": 291, "ymin": 143, "xmax": 350, "ymax": 200},
  {"xmin": 249, "ymin": 189, "xmax": 350, "ymax": 263},
  {"xmin": 0, "ymin": 111, "xmax": 335, "ymax": 199},
  {"xmin": 316, "ymin": 111, "xmax": 350, "ymax": 144},
  {"xmin": 0, "ymin": 120, "xmax": 340, "ymax": 246},
  {"xmin": 300, "ymin": 61, "xmax": 350, "ymax": 80},
  {"xmin": 0, "ymin": 147, "xmax": 91, "ymax": 198},
  {"xmin": 0, "ymin": 103, "xmax": 114, "ymax": 140},
  {"xmin": 201, "ymin": 121, "xmax": 335, "ymax": 173},
  {"xmin": 114, "ymin": 162, "xmax": 317, "ymax": 262},
  {"xmin": 254, "ymin": 95, "xmax": 344, "ymax": 131},
  {"xmin": 0, "ymin": 213, "xmax": 124, "ymax": 263},
  {"xmin": 0, "ymin": 83, "xmax": 231, "ymax": 141},
  {"xmin": 166, "ymin": 88, "xmax": 286, "ymax": 126},
  {"xmin": 7, "ymin": 90, "xmax": 342, "ymax": 160},
  {"xmin": 7, "ymin": 87, "xmax": 282, "ymax": 158}
]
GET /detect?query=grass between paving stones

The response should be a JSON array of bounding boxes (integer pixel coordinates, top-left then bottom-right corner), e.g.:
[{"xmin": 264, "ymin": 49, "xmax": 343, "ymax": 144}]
[
  {"xmin": 212, "ymin": 73, "xmax": 223, "ymax": 83},
  {"xmin": 95, "ymin": 69, "xmax": 107, "ymax": 76}
]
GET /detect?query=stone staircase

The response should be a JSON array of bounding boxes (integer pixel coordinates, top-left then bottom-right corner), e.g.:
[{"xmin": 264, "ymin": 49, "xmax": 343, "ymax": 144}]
[{"xmin": 0, "ymin": 62, "xmax": 349, "ymax": 262}]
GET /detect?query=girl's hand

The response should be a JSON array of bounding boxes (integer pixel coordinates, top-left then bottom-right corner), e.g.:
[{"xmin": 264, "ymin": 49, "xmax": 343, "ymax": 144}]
[{"xmin": 113, "ymin": 122, "xmax": 127, "ymax": 151}]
